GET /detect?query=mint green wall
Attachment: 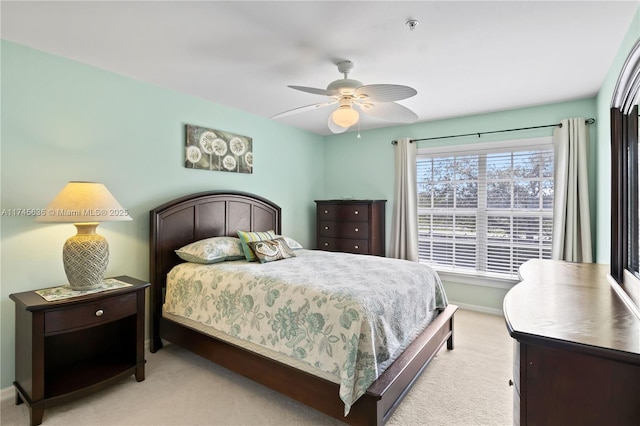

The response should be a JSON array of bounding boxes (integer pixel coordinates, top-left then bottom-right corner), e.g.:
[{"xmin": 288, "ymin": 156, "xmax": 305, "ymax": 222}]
[
  {"xmin": 595, "ymin": 9, "xmax": 640, "ymax": 264},
  {"xmin": 0, "ymin": 41, "xmax": 324, "ymax": 389}
]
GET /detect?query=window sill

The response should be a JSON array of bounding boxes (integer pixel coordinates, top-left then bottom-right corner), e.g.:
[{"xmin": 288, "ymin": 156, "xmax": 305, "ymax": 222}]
[{"xmin": 427, "ymin": 265, "xmax": 519, "ymax": 289}]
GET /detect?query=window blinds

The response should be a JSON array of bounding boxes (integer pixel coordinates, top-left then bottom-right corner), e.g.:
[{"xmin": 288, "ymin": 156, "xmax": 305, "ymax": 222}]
[{"xmin": 417, "ymin": 139, "xmax": 553, "ymax": 278}]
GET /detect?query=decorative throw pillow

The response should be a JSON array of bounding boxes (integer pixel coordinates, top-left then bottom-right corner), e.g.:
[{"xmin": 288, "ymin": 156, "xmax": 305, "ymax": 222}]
[
  {"xmin": 276, "ymin": 235, "xmax": 303, "ymax": 250},
  {"xmin": 175, "ymin": 236, "xmax": 245, "ymax": 264},
  {"xmin": 237, "ymin": 230, "xmax": 277, "ymax": 261},
  {"xmin": 247, "ymin": 238, "xmax": 296, "ymax": 263}
]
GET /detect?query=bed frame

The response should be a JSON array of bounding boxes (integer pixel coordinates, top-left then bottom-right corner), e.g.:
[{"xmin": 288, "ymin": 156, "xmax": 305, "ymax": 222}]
[{"xmin": 149, "ymin": 190, "xmax": 457, "ymax": 425}]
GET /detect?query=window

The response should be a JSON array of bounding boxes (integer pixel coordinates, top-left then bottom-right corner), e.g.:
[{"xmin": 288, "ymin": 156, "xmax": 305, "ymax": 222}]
[
  {"xmin": 417, "ymin": 138, "xmax": 553, "ymax": 278},
  {"xmin": 631, "ymin": 105, "xmax": 639, "ymax": 275},
  {"xmin": 611, "ymin": 37, "xmax": 640, "ymax": 312},
  {"xmin": 611, "ymin": 102, "xmax": 639, "ymax": 284}
]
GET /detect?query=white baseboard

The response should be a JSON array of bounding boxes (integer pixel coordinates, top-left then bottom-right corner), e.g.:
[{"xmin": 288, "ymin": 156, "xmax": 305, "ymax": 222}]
[
  {"xmin": 449, "ymin": 300, "xmax": 504, "ymax": 317},
  {"xmin": 1, "ymin": 385, "xmax": 14, "ymax": 405}
]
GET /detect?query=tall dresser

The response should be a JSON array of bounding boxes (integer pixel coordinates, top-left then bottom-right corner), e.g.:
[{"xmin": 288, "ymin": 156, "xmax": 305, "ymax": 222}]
[
  {"xmin": 503, "ymin": 259, "xmax": 640, "ymax": 426},
  {"xmin": 315, "ymin": 199, "xmax": 386, "ymax": 256}
]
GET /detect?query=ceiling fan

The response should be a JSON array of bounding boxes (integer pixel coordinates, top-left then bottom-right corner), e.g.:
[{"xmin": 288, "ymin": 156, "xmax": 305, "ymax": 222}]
[{"xmin": 271, "ymin": 60, "xmax": 418, "ymax": 133}]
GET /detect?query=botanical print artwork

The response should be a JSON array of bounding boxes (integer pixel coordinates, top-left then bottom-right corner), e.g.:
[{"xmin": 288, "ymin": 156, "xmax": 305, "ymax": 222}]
[{"xmin": 185, "ymin": 124, "xmax": 253, "ymax": 174}]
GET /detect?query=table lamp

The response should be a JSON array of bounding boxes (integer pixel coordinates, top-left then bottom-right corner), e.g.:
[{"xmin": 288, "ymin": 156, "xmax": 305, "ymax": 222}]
[{"xmin": 38, "ymin": 181, "xmax": 132, "ymax": 290}]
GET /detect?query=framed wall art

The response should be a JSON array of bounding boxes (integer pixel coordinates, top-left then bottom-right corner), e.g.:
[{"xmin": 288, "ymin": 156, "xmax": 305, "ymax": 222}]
[{"xmin": 185, "ymin": 124, "xmax": 253, "ymax": 174}]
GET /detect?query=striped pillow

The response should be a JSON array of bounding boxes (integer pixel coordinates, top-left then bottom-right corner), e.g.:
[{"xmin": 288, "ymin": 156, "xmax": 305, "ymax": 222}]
[{"xmin": 237, "ymin": 230, "xmax": 277, "ymax": 261}]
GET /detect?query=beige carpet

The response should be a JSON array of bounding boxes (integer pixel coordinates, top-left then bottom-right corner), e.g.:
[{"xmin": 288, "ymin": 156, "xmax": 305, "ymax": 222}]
[{"xmin": 0, "ymin": 309, "xmax": 513, "ymax": 426}]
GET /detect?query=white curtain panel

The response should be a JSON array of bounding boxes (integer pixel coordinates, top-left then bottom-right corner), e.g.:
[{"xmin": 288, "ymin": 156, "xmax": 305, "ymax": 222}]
[
  {"xmin": 390, "ymin": 137, "xmax": 419, "ymax": 261},
  {"xmin": 551, "ymin": 118, "xmax": 593, "ymax": 262}
]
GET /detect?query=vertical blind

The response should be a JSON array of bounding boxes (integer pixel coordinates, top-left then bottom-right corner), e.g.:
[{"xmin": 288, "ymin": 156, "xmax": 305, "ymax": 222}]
[{"xmin": 417, "ymin": 139, "xmax": 554, "ymax": 278}]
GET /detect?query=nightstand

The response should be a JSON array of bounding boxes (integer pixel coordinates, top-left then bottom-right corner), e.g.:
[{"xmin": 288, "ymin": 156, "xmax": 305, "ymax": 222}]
[{"xmin": 10, "ymin": 276, "xmax": 149, "ymax": 426}]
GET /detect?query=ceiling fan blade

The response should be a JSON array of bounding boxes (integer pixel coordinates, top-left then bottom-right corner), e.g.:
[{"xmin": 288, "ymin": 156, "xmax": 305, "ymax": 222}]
[
  {"xmin": 270, "ymin": 100, "xmax": 337, "ymax": 119},
  {"xmin": 289, "ymin": 85, "xmax": 338, "ymax": 97},
  {"xmin": 327, "ymin": 115, "xmax": 349, "ymax": 134},
  {"xmin": 355, "ymin": 84, "xmax": 417, "ymax": 102},
  {"xmin": 358, "ymin": 101, "xmax": 418, "ymax": 123}
]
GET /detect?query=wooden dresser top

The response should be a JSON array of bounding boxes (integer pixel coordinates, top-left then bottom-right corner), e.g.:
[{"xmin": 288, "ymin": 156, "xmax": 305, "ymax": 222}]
[{"xmin": 504, "ymin": 259, "xmax": 640, "ymax": 363}]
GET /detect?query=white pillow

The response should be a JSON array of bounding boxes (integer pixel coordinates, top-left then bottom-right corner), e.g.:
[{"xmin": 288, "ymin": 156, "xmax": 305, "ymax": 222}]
[
  {"xmin": 175, "ymin": 236, "xmax": 246, "ymax": 264},
  {"xmin": 276, "ymin": 235, "xmax": 303, "ymax": 250}
]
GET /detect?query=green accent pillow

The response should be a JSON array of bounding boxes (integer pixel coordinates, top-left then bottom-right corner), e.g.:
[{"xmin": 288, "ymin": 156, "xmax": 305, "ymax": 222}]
[
  {"xmin": 175, "ymin": 236, "xmax": 245, "ymax": 264},
  {"xmin": 247, "ymin": 238, "xmax": 296, "ymax": 263},
  {"xmin": 236, "ymin": 230, "xmax": 277, "ymax": 261}
]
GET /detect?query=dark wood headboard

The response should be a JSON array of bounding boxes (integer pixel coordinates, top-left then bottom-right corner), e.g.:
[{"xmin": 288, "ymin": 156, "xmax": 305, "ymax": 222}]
[{"xmin": 149, "ymin": 190, "xmax": 281, "ymax": 349}]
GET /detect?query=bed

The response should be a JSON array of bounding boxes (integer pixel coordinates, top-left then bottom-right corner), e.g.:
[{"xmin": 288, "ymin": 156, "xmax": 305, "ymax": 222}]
[{"xmin": 149, "ymin": 190, "xmax": 457, "ymax": 425}]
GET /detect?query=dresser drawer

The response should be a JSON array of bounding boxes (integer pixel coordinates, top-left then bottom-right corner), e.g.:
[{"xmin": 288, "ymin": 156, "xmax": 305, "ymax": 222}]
[
  {"xmin": 318, "ymin": 237, "xmax": 369, "ymax": 254},
  {"xmin": 317, "ymin": 204, "xmax": 369, "ymax": 222},
  {"xmin": 45, "ymin": 292, "xmax": 137, "ymax": 334},
  {"xmin": 319, "ymin": 220, "xmax": 370, "ymax": 239}
]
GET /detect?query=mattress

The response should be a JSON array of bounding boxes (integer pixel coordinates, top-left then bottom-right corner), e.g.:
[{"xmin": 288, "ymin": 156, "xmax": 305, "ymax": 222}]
[{"xmin": 163, "ymin": 249, "xmax": 447, "ymax": 414}]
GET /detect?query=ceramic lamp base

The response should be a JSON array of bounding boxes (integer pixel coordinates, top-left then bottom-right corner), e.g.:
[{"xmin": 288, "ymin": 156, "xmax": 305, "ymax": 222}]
[{"xmin": 62, "ymin": 223, "xmax": 109, "ymax": 290}]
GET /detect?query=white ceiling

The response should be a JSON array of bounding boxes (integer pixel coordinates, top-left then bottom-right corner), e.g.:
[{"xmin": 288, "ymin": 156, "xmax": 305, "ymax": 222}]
[{"xmin": 2, "ymin": 1, "xmax": 638, "ymax": 135}]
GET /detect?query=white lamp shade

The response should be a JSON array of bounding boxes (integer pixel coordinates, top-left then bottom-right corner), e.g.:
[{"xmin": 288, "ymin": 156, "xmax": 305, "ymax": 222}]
[
  {"xmin": 38, "ymin": 181, "xmax": 131, "ymax": 290},
  {"xmin": 38, "ymin": 181, "xmax": 132, "ymax": 223},
  {"xmin": 331, "ymin": 107, "xmax": 359, "ymax": 128}
]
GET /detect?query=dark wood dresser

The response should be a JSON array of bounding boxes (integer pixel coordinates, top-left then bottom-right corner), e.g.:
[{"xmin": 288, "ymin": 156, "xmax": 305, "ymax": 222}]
[
  {"xmin": 504, "ymin": 260, "xmax": 640, "ymax": 426},
  {"xmin": 315, "ymin": 199, "xmax": 386, "ymax": 256}
]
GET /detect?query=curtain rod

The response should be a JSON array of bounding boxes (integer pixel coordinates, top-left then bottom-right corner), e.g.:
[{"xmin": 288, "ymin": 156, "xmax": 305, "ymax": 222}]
[{"xmin": 391, "ymin": 118, "xmax": 595, "ymax": 144}]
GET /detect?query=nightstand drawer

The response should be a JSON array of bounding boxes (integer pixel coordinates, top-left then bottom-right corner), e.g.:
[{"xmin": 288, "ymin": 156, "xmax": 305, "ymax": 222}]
[
  {"xmin": 45, "ymin": 292, "xmax": 137, "ymax": 334},
  {"xmin": 319, "ymin": 220, "xmax": 370, "ymax": 239},
  {"xmin": 318, "ymin": 204, "xmax": 369, "ymax": 222}
]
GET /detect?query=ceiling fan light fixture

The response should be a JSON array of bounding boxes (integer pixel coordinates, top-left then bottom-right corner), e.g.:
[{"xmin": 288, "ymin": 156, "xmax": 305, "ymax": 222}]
[
  {"xmin": 327, "ymin": 78, "xmax": 362, "ymax": 95},
  {"xmin": 331, "ymin": 105, "xmax": 359, "ymax": 128},
  {"xmin": 273, "ymin": 60, "xmax": 418, "ymax": 133}
]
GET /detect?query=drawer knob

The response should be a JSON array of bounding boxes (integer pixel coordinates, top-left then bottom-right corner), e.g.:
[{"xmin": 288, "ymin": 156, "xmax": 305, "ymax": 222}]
[
  {"xmin": 354, "ymin": 228, "xmax": 359, "ymax": 232},
  {"xmin": 354, "ymin": 211, "xmax": 359, "ymax": 215},
  {"xmin": 95, "ymin": 309, "xmax": 104, "ymax": 317},
  {"xmin": 508, "ymin": 379, "xmax": 514, "ymax": 387},
  {"xmin": 324, "ymin": 226, "xmax": 329, "ymax": 230},
  {"xmin": 324, "ymin": 242, "xmax": 329, "ymax": 246},
  {"xmin": 354, "ymin": 245, "xmax": 359, "ymax": 249},
  {"xmin": 324, "ymin": 210, "xmax": 329, "ymax": 214}
]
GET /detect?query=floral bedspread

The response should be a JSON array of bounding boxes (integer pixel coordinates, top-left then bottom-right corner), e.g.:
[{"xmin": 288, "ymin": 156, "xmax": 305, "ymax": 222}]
[{"xmin": 164, "ymin": 249, "xmax": 447, "ymax": 415}]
